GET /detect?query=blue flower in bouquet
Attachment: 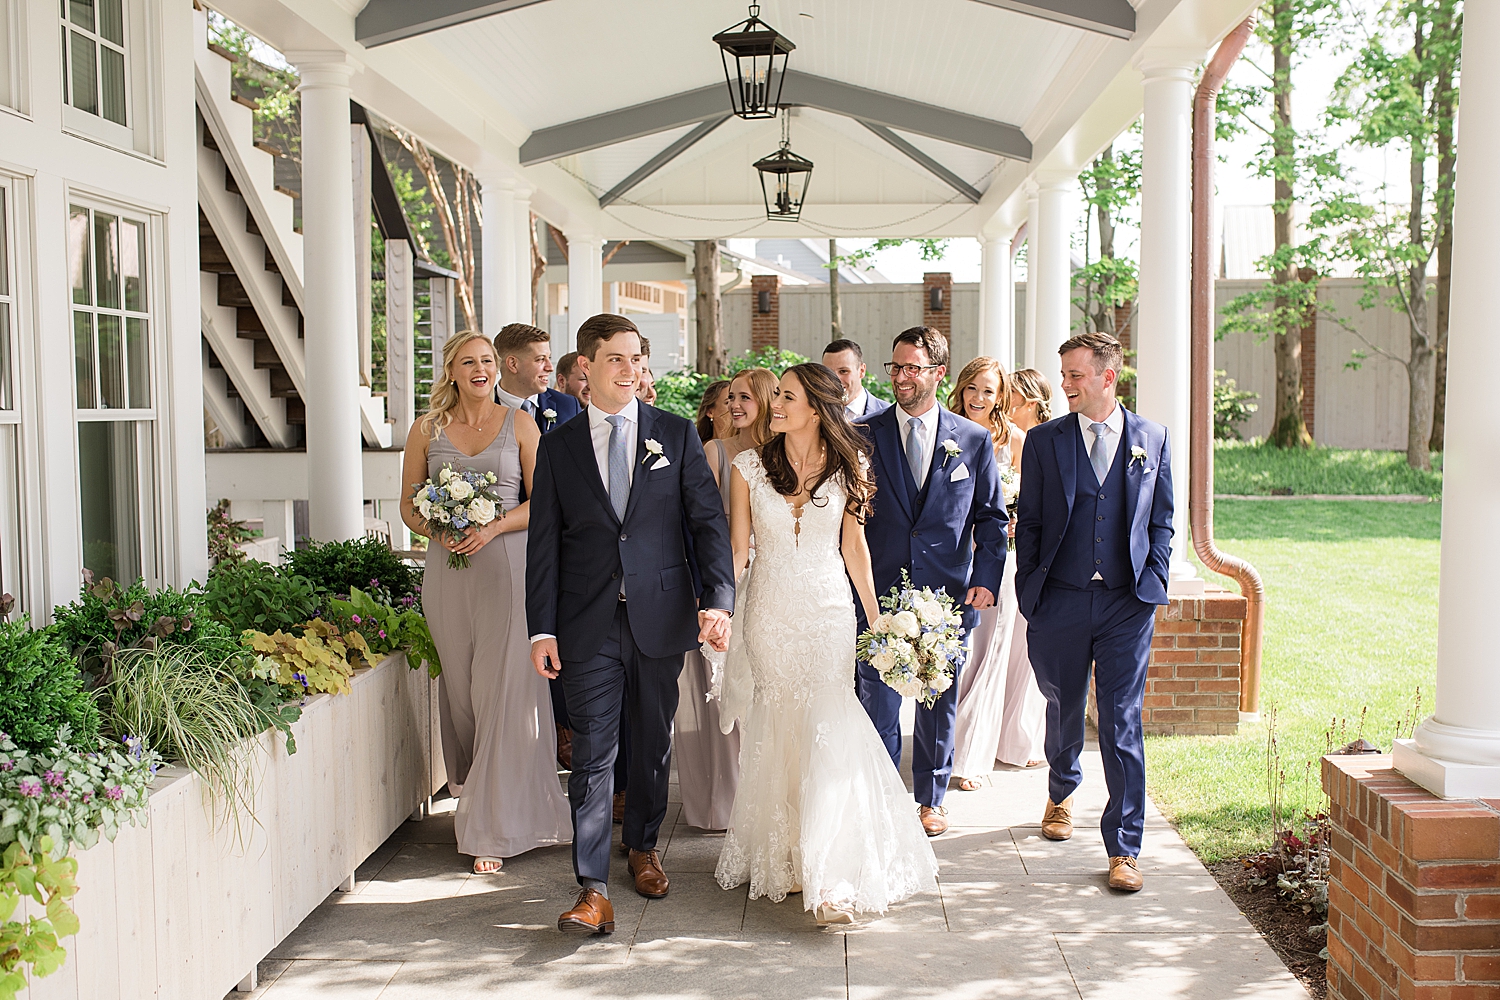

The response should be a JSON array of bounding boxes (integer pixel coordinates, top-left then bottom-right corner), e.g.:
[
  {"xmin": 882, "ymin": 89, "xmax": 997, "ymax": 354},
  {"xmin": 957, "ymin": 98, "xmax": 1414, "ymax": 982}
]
[
  {"xmin": 410, "ymin": 462, "xmax": 507, "ymax": 569},
  {"xmin": 855, "ymin": 570, "xmax": 966, "ymax": 708}
]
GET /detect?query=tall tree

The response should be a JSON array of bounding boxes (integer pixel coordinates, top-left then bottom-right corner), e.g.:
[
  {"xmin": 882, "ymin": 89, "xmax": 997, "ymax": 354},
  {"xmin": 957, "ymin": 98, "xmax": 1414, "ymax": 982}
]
[
  {"xmin": 1218, "ymin": 0, "xmax": 1344, "ymax": 449},
  {"xmin": 828, "ymin": 239, "xmax": 843, "ymax": 339},
  {"xmin": 1427, "ymin": 1, "xmax": 1461, "ymax": 451},
  {"xmin": 392, "ymin": 128, "xmax": 481, "ymax": 335},
  {"xmin": 1074, "ymin": 139, "xmax": 1141, "ymax": 339},
  {"xmin": 693, "ymin": 241, "xmax": 725, "ymax": 375},
  {"xmin": 1324, "ymin": 0, "xmax": 1462, "ymax": 470}
]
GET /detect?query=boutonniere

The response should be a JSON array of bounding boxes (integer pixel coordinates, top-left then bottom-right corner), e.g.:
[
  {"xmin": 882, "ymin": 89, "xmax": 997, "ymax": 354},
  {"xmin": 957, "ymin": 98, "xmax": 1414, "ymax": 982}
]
[
  {"xmin": 940, "ymin": 439, "xmax": 961, "ymax": 466},
  {"xmin": 542, "ymin": 408, "xmax": 557, "ymax": 424},
  {"xmin": 1129, "ymin": 445, "xmax": 1148, "ymax": 469},
  {"xmin": 644, "ymin": 438, "xmax": 670, "ymax": 471}
]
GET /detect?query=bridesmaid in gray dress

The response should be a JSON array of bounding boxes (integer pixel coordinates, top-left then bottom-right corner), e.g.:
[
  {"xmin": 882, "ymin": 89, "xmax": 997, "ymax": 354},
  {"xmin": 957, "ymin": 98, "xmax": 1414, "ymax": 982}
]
[{"xmin": 400, "ymin": 331, "xmax": 571, "ymax": 873}]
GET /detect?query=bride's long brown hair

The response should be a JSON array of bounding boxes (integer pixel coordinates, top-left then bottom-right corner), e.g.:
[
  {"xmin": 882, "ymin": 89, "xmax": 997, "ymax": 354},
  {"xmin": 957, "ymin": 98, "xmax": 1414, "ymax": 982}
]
[{"xmin": 760, "ymin": 363, "xmax": 876, "ymax": 522}]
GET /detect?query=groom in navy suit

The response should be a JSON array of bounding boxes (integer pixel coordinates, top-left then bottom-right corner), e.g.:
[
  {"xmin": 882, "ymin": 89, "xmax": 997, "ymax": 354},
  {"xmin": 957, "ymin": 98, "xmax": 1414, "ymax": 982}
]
[
  {"xmin": 1015, "ymin": 332, "xmax": 1173, "ymax": 893},
  {"xmin": 856, "ymin": 327, "xmax": 1007, "ymax": 837}
]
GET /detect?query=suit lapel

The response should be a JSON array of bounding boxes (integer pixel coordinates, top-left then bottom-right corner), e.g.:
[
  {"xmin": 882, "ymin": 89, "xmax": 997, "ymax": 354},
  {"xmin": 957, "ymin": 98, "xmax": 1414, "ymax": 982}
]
[
  {"xmin": 622, "ymin": 404, "xmax": 656, "ymax": 525},
  {"xmin": 1121, "ymin": 407, "xmax": 1143, "ymax": 529},
  {"xmin": 914, "ymin": 408, "xmax": 954, "ymax": 514},
  {"xmin": 563, "ymin": 416, "xmax": 617, "ymax": 522},
  {"xmin": 871, "ymin": 409, "xmax": 915, "ymax": 519},
  {"xmin": 1053, "ymin": 413, "xmax": 1078, "ymax": 522}
]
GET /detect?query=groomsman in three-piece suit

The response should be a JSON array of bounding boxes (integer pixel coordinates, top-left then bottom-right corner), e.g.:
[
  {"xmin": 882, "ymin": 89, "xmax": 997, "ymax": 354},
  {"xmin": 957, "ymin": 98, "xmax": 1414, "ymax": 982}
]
[
  {"xmin": 823, "ymin": 338, "xmax": 892, "ymax": 421},
  {"xmin": 1015, "ymin": 331, "xmax": 1173, "ymax": 893},
  {"xmin": 493, "ymin": 322, "xmax": 582, "ymax": 434},
  {"xmin": 855, "ymin": 327, "xmax": 1008, "ymax": 837},
  {"xmin": 527, "ymin": 313, "xmax": 734, "ymax": 935}
]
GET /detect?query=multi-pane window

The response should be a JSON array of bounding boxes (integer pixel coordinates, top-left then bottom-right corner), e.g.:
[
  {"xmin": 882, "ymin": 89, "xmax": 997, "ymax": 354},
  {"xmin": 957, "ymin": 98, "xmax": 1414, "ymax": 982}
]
[
  {"xmin": 60, "ymin": 0, "xmax": 127, "ymax": 127},
  {"xmin": 0, "ymin": 182, "xmax": 22, "ymax": 609},
  {"xmin": 69, "ymin": 201, "xmax": 155, "ymax": 585}
]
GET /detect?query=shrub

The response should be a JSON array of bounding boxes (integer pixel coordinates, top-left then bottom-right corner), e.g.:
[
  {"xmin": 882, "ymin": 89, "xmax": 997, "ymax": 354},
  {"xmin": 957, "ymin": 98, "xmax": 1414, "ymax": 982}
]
[
  {"xmin": 200, "ymin": 559, "xmax": 320, "ymax": 636},
  {"xmin": 285, "ymin": 537, "xmax": 418, "ymax": 603},
  {"xmin": 0, "ymin": 619, "xmax": 99, "ymax": 751},
  {"xmin": 326, "ymin": 587, "xmax": 441, "ymax": 677},
  {"xmin": 1214, "ymin": 369, "xmax": 1260, "ymax": 441},
  {"xmin": 51, "ymin": 577, "xmax": 238, "ymax": 684},
  {"xmin": 243, "ymin": 619, "xmax": 371, "ymax": 697}
]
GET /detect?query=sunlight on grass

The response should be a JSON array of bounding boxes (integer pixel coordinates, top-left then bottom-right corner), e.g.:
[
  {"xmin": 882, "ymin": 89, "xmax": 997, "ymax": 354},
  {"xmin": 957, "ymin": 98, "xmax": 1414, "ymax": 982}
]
[
  {"xmin": 1145, "ymin": 500, "xmax": 1439, "ymax": 862},
  {"xmin": 1214, "ymin": 440, "xmax": 1443, "ymax": 497}
]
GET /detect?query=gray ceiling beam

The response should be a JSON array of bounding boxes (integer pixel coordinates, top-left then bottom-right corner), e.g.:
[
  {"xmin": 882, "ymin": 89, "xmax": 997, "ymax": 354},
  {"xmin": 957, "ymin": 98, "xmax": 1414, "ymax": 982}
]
[
  {"xmin": 356, "ymin": 0, "xmax": 552, "ymax": 48},
  {"xmin": 858, "ymin": 121, "xmax": 982, "ymax": 203},
  {"xmin": 599, "ymin": 115, "xmax": 734, "ymax": 208},
  {"xmin": 522, "ymin": 70, "xmax": 1031, "ymax": 165},
  {"xmin": 967, "ymin": 0, "xmax": 1134, "ymax": 39}
]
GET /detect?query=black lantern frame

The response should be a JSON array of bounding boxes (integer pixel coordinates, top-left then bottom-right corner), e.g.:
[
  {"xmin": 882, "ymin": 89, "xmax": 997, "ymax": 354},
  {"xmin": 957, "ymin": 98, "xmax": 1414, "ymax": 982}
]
[
  {"xmin": 754, "ymin": 115, "xmax": 814, "ymax": 222},
  {"xmin": 713, "ymin": 3, "xmax": 795, "ymax": 120}
]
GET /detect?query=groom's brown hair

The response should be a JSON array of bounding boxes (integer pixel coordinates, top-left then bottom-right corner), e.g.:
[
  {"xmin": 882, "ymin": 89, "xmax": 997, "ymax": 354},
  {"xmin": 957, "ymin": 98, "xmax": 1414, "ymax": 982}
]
[
  {"xmin": 1059, "ymin": 332, "xmax": 1124, "ymax": 375},
  {"xmin": 576, "ymin": 313, "xmax": 640, "ymax": 361}
]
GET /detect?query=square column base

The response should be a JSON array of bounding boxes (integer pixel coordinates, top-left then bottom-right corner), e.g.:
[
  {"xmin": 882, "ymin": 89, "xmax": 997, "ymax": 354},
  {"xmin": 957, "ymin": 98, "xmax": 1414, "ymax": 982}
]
[{"xmin": 1394, "ymin": 739, "xmax": 1500, "ymax": 799}]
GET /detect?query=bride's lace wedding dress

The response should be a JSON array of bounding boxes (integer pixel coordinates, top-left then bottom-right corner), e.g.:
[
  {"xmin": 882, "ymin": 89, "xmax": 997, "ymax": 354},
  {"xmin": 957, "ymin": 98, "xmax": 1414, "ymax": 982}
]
[{"xmin": 714, "ymin": 450, "xmax": 938, "ymax": 915}]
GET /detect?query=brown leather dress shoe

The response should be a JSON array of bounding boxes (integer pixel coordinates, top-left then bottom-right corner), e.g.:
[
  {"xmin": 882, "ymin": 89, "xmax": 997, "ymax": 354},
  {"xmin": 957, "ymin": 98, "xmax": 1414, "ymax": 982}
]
[
  {"xmin": 1108, "ymin": 856, "xmax": 1143, "ymax": 892},
  {"xmin": 612, "ymin": 791, "xmax": 626, "ymax": 824},
  {"xmin": 919, "ymin": 805, "xmax": 949, "ymax": 837},
  {"xmin": 628, "ymin": 848, "xmax": 670, "ymax": 898},
  {"xmin": 555, "ymin": 726, "xmax": 573, "ymax": 771},
  {"xmin": 1041, "ymin": 797, "xmax": 1074, "ymax": 841},
  {"xmin": 558, "ymin": 888, "xmax": 614, "ymax": 934}
]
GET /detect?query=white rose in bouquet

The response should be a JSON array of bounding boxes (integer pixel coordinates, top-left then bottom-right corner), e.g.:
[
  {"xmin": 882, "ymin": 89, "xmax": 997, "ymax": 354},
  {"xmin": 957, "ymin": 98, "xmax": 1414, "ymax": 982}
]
[
  {"xmin": 467, "ymin": 496, "xmax": 497, "ymax": 525},
  {"xmin": 873, "ymin": 613, "xmax": 894, "ymax": 635},
  {"xmin": 891, "ymin": 610, "xmax": 920, "ymax": 637},
  {"xmin": 1000, "ymin": 468, "xmax": 1020, "ymax": 506},
  {"xmin": 435, "ymin": 508, "xmax": 452, "ymax": 523},
  {"xmin": 415, "ymin": 497, "xmax": 433, "ymax": 520},
  {"xmin": 930, "ymin": 671, "xmax": 953, "ymax": 693},
  {"xmin": 891, "ymin": 638, "xmax": 914, "ymax": 659},
  {"xmin": 919, "ymin": 632, "xmax": 938, "ymax": 651},
  {"xmin": 447, "ymin": 477, "xmax": 474, "ymax": 500},
  {"xmin": 438, "ymin": 466, "xmax": 455, "ymax": 484},
  {"xmin": 871, "ymin": 648, "xmax": 897, "ymax": 672},
  {"xmin": 916, "ymin": 600, "xmax": 943, "ymax": 626},
  {"xmin": 901, "ymin": 678, "xmax": 925, "ymax": 699}
]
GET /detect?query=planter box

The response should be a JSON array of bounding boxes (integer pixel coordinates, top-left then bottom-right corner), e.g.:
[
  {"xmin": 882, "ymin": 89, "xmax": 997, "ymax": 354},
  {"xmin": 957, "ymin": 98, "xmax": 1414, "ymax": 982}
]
[{"xmin": 19, "ymin": 652, "xmax": 445, "ymax": 1000}]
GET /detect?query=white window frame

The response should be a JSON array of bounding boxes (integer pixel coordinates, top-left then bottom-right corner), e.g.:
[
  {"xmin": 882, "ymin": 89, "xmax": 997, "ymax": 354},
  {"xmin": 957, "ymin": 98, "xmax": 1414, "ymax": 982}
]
[
  {"xmin": 0, "ymin": 0, "xmax": 29, "ymax": 116},
  {"xmin": 0, "ymin": 173, "xmax": 37, "ymax": 617},
  {"xmin": 67, "ymin": 194, "xmax": 162, "ymax": 588},
  {"xmin": 59, "ymin": 0, "xmax": 161, "ymax": 159}
]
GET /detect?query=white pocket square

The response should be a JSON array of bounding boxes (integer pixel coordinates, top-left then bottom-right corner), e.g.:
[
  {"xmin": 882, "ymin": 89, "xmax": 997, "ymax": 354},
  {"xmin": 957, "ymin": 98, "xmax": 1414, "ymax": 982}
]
[
  {"xmin": 949, "ymin": 462, "xmax": 970, "ymax": 482},
  {"xmin": 650, "ymin": 455, "xmax": 671, "ymax": 470}
]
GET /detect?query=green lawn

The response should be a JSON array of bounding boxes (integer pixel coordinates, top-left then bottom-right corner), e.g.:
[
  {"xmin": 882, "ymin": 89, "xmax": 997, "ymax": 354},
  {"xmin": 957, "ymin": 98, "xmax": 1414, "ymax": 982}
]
[
  {"xmin": 1213, "ymin": 440, "xmax": 1443, "ymax": 497},
  {"xmin": 1145, "ymin": 499, "xmax": 1440, "ymax": 862}
]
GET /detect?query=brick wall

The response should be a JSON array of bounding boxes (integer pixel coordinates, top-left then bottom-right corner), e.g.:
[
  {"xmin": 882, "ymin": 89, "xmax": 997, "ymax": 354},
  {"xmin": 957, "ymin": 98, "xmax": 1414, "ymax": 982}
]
[
  {"xmin": 923, "ymin": 272, "xmax": 952, "ymax": 338},
  {"xmin": 1086, "ymin": 587, "xmax": 1245, "ymax": 736},
  {"xmin": 751, "ymin": 274, "xmax": 780, "ymax": 351},
  {"xmin": 1323, "ymin": 754, "xmax": 1500, "ymax": 1000}
]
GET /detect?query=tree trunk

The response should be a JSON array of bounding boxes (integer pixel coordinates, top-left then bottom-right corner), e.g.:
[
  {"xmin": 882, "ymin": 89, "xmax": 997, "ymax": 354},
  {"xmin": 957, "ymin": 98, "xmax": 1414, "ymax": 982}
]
[
  {"xmin": 693, "ymin": 240, "xmax": 724, "ymax": 375},
  {"xmin": 1404, "ymin": 26, "xmax": 1434, "ymax": 472},
  {"xmin": 1269, "ymin": 4, "xmax": 1312, "ymax": 449},
  {"xmin": 829, "ymin": 239, "xmax": 843, "ymax": 338},
  {"xmin": 1090, "ymin": 147, "xmax": 1116, "ymax": 336},
  {"xmin": 1428, "ymin": 0, "xmax": 1459, "ymax": 453}
]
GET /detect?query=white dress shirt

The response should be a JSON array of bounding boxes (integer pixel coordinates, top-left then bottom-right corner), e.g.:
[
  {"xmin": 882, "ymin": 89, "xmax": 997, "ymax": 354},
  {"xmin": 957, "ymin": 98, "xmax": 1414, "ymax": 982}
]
[
  {"xmin": 495, "ymin": 383, "xmax": 539, "ymax": 415},
  {"xmin": 1078, "ymin": 403, "xmax": 1125, "ymax": 478},
  {"xmin": 845, "ymin": 387, "xmax": 869, "ymax": 419},
  {"xmin": 896, "ymin": 402, "xmax": 941, "ymax": 488}
]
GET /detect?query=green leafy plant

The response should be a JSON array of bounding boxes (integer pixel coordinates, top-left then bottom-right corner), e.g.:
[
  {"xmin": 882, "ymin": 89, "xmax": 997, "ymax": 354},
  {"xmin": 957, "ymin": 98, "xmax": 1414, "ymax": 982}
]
[
  {"xmin": 1214, "ymin": 370, "xmax": 1260, "ymax": 441},
  {"xmin": 0, "ymin": 731, "xmax": 158, "ymax": 855},
  {"xmin": 285, "ymin": 537, "xmax": 419, "ymax": 604},
  {"xmin": 200, "ymin": 559, "xmax": 320, "ymax": 636},
  {"xmin": 0, "ymin": 620, "xmax": 98, "ymax": 751},
  {"xmin": 0, "ymin": 836, "xmax": 79, "ymax": 1000},
  {"xmin": 52, "ymin": 576, "xmax": 238, "ymax": 685},
  {"xmin": 243, "ymin": 620, "xmax": 371, "ymax": 697},
  {"xmin": 206, "ymin": 499, "xmax": 256, "ymax": 568},
  {"xmin": 327, "ymin": 587, "xmax": 441, "ymax": 677}
]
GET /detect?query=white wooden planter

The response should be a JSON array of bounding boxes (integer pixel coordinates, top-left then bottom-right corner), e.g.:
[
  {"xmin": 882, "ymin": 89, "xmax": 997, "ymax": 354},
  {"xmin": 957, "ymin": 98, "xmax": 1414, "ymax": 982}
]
[{"xmin": 19, "ymin": 652, "xmax": 445, "ymax": 1000}]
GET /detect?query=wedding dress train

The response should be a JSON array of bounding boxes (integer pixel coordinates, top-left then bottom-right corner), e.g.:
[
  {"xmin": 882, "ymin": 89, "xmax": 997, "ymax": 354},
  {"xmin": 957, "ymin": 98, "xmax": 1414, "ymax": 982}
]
[{"xmin": 714, "ymin": 451, "xmax": 938, "ymax": 915}]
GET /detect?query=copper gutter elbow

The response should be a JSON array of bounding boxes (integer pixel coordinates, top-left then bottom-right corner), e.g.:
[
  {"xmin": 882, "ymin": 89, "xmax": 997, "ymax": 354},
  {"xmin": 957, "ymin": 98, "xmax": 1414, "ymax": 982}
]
[{"xmin": 1192, "ymin": 16, "xmax": 1267, "ymax": 717}]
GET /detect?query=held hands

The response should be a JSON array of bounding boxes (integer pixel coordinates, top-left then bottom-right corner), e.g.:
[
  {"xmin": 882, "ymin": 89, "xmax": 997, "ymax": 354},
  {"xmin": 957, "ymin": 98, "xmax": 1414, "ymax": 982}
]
[
  {"xmin": 531, "ymin": 637, "xmax": 561, "ymax": 679},
  {"xmin": 445, "ymin": 519, "xmax": 503, "ymax": 556},
  {"xmin": 698, "ymin": 609, "xmax": 732, "ymax": 653},
  {"xmin": 965, "ymin": 586, "xmax": 996, "ymax": 610}
]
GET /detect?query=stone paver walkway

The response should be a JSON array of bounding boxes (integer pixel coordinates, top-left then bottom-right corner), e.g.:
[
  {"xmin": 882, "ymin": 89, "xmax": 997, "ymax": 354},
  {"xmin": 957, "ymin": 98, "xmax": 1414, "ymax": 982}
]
[{"xmin": 230, "ymin": 741, "xmax": 1310, "ymax": 999}]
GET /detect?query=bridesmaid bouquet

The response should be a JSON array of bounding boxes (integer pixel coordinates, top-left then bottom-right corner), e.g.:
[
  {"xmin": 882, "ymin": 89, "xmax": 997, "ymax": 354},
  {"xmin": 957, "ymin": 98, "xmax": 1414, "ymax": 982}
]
[
  {"xmin": 857, "ymin": 570, "xmax": 967, "ymax": 707},
  {"xmin": 1000, "ymin": 467, "xmax": 1020, "ymax": 551},
  {"xmin": 410, "ymin": 464, "xmax": 504, "ymax": 569}
]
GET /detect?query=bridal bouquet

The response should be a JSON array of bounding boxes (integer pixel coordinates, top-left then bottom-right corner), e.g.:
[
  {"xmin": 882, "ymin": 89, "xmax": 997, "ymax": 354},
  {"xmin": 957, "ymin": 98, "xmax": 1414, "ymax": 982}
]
[
  {"xmin": 410, "ymin": 464, "xmax": 504, "ymax": 569},
  {"xmin": 857, "ymin": 570, "xmax": 967, "ymax": 708},
  {"xmin": 1000, "ymin": 467, "xmax": 1020, "ymax": 551}
]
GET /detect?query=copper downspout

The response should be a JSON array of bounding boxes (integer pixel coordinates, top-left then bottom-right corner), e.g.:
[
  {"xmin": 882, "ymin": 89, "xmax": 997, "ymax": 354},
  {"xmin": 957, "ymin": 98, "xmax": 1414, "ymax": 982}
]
[{"xmin": 1192, "ymin": 16, "xmax": 1267, "ymax": 717}]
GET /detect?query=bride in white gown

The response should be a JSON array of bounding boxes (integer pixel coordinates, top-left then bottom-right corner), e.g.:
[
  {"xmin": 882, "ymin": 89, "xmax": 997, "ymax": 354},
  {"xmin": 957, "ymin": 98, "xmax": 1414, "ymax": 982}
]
[{"xmin": 713, "ymin": 363, "xmax": 938, "ymax": 924}]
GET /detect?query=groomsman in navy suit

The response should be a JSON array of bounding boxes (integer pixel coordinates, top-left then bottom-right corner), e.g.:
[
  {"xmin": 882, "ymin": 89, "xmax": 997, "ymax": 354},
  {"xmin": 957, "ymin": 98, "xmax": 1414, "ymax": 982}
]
[
  {"xmin": 493, "ymin": 322, "xmax": 581, "ymax": 433},
  {"xmin": 856, "ymin": 327, "xmax": 1007, "ymax": 837},
  {"xmin": 822, "ymin": 339, "xmax": 892, "ymax": 420},
  {"xmin": 1014, "ymin": 332, "xmax": 1173, "ymax": 893}
]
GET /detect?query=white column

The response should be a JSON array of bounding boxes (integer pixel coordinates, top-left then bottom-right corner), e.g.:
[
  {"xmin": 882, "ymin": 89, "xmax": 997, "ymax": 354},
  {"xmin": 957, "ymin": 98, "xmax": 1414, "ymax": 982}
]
[
  {"xmin": 1024, "ymin": 184, "xmax": 1040, "ymax": 369},
  {"xmin": 1135, "ymin": 54, "xmax": 1201, "ymax": 593},
  {"xmin": 287, "ymin": 52, "xmax": 363, "ymax": 542},
  {"xmin": 480, "ymin": 175, "xmax": 516, "ymax": 333},
  {"xmin": 513, "ymin": 183, "xmax": 535, "ymax": 326},
  {"xmin": 567, "ymin": 233, "xmax": 604, "ymax": 343},
  {"xmin": 979, "ymin": 230, "xmax": 1016, "ymax": 367},
  {"xmin": 1394, "ymin": 1, "xmax": 1500, "ymax": 799},
  {"xmin": 1033, "ymin": 177, "xmax": 1073, "ymax": 373}
]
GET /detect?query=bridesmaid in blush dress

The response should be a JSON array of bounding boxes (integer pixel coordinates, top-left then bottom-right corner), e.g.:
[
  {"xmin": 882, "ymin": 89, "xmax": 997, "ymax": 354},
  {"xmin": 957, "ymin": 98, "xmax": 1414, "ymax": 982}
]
[{"xmin": 400, "ymin": 331, "xmax": 571, "ymax": 874}]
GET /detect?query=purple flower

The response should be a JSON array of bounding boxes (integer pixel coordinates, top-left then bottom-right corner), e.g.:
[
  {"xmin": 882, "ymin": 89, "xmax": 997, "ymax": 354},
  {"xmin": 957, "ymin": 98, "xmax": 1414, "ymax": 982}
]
[
  {"xmin": 369, "ymin": 578, "xmax": 379, "ymax": 587},
  {"xmin": 351, "ymin": 614, "xmax": 362, "ymax": 624},
  {"xmin": 18, "ymin": 779, "xmax": 42, "ymax": 797},
  {"xmin": 81, "ymin": 791, "xmax": 93, "ymax": 803},
  {"xmin": 0, "ymin": 759, "xmax": 13, "ymax": 772},
  {"xmin": 49, "ymin": 789, "xmax": 68, "ymax": 802},
  {"xmin": 378, "ymin": 630, "xmax": 387, "ymax": 640},
  {"xmin": 43, "ymin": 769, "xmax": 65, "ymax": 787},
  {"xmin": 105, "ymin": 785, "xmax": 123, "ymax": 800}
]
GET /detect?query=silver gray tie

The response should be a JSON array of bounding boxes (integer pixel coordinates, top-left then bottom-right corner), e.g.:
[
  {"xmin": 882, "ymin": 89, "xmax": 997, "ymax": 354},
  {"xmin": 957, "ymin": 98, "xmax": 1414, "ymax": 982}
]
[
  {"xmin": 906, "ymin": 416, "xmax": 926, "ymax": 487},
  {"xmin": 606, "ymin": 414, "xmax": 629, "ymax": 520},
  {"xmin": 1089, "ymin": 422, "xmax": 1110, "ymax": 484},
  {"xmin": 522, "ymin": 399, "xmax": 537, "ymax": 420}
]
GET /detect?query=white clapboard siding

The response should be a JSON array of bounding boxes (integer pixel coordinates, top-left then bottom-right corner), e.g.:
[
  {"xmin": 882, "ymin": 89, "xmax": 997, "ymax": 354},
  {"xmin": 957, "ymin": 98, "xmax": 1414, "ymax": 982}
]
[{"xmin": 19, "ymin": 653, "xmax": 443, "ymax": 1000}]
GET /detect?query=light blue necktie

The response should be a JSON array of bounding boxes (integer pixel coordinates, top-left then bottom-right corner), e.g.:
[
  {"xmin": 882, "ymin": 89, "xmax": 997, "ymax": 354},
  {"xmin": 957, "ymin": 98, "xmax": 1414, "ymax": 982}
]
[
  {"xmin": 606, "ymin": 414, "xmax": 629, "ymax": 520},
  {"xmin": 906, "ymin": 416, "xmax": 926, "ymax": 488},
  {"xmin": 522, "ymin": 399, "xmax": 537, "ymax": 419},
  {"xmin": 1089, "ymin": 422, "xmax": 1110, "ymax": 484}
]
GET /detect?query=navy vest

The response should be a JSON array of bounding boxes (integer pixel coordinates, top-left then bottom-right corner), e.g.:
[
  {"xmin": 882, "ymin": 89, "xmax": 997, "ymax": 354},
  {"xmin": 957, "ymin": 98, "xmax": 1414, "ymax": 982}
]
[{"xmin": 1053, "ymin": 422, "xmax": 1132, "ymax": 590}]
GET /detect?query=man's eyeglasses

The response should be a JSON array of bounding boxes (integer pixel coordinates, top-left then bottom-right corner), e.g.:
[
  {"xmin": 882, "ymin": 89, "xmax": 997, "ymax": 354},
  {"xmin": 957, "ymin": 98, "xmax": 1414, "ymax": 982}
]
[{"xmin": 884, "ymin": 362, "xmax": 942, "ymax": 378}]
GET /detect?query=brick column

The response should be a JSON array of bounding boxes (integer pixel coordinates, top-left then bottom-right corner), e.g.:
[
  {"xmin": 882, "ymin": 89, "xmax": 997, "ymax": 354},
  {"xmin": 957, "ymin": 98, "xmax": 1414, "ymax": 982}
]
[
  {"xmin": 1323, "ymin": 754, "xmax": 1500, "ymax": 1000},
  {"xmin": 923, "ymin": 272, "xmax": 953, "ymax": 338},
  {"xmin": 751, "ymin": 274, "xmax": 780, "ymax": 351}
]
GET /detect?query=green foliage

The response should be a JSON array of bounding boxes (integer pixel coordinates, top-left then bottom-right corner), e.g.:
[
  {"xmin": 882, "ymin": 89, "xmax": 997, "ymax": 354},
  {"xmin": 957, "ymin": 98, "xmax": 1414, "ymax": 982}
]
[
  {"xmin": 1213, "ymin": 440, "xmax": 1442, "ymax": 497},
  {"xmin": 51, "ymin": 577, "xmax": 239, "ymax": 685},
  {"xmin": 285, "ymin": 537, "xmax": 419, "ymax": 603},
  {"xmin": 206, "ymin": 499, "xmax": 256, "ymax": 568},
  {"xmin": 0, "ymin": 620, "xmax": 98, "ymax": 751},
  {"xmin": 1213, "ymin": 370, "xmax": 1260, "ymax": 441},
  {"xmin": 653, "ymin": 346, "xmax": 818, "ymax": 420},
  {"xmin": 0, "ymin": 731, "xmax": 158, "ymax": 856},
  {"xmin": 828, "ymin": 238, "xmax": 949, "ymax": 272},
  {"xmin": 243, "ymin": 620, "xmax": 368, "ymax": 697},
  {"xmin": 200, "ymin": 559, "xmax": 320, "ymax": 636},
  {"xmin": 327, "ymin": 587, "xmax": 441, "ymax": 678},
  {"xmin": 0, "ymin": 837, "xmax": 79, "ymax": 1000}
]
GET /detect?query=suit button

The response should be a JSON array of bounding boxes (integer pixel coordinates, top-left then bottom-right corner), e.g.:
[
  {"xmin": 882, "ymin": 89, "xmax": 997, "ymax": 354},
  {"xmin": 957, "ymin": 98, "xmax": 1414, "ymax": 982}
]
[
  {"xmin": 620, "ymin": 533, "xmax": 628, "ymax": 541},
  {"xmin": 1098, "ymin": 515, "xmax": 1105, "ymax": 521},
  {"xmin": 1095, "ymin": 559, "xmax": 1103, "ymax": 565},
  {"xmin": 1096, "ymin": 537, "xmax": 1103, "ymax": 543},
  {"xmin": 611, "ymin": 571, "xmax": 620, "ymax": 580},
  {"xmin": 1099, "ymin": 493, "xmax": 1106, "ymax": 500},
  {"xmin": 912, "ymin": 531, "xmax": 919, "ymax": 538},
  {"xmin": 1041, "ymin": 566, "xmax": 1048, "ymax": 572}
]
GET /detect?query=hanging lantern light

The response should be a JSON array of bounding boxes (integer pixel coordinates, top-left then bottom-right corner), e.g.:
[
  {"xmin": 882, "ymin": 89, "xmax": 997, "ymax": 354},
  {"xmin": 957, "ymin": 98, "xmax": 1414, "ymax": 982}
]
[
  {"xmin": 713, "ymin": 3, "xmax": 795, "ymax": 120},
  {"xmin": 754, "ymin": 112, "xmax": 814, "ymax": 222}
]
